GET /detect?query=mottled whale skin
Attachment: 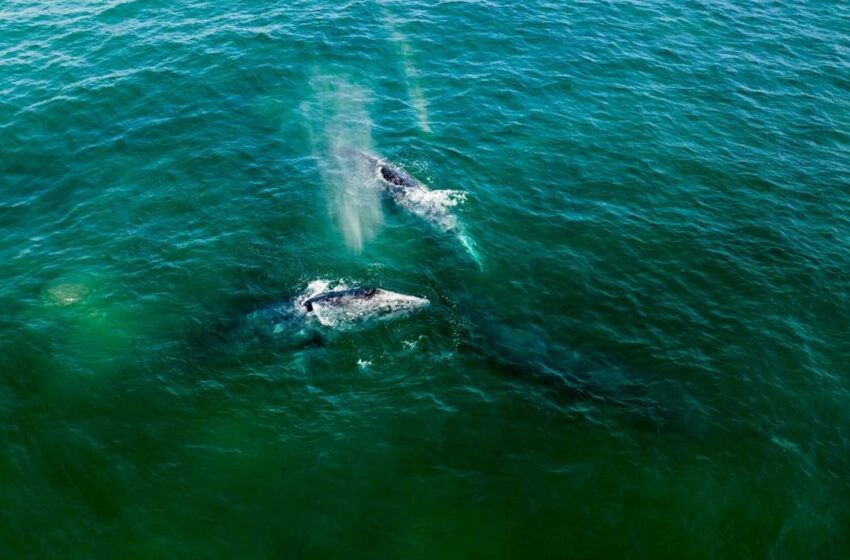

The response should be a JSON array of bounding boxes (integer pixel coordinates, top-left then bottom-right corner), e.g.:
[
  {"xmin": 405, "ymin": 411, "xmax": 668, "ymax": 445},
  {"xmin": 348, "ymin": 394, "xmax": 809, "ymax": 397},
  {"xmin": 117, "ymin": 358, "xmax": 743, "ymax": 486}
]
[
  {"xmin": 303, "ymin": 287, "xmax": 378, "ymax": 312},
  {"xmin": 301, "ymin": 286, "xmax": 429, "ymax": 326}
]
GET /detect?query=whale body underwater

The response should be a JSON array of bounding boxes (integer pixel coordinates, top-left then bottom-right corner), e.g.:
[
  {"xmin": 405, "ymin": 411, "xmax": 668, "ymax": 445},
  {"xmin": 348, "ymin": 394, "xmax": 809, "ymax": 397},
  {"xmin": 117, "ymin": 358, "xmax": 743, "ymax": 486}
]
[{"xmin": 352, "ymin": 150, "xmax": 482, "ymax": 267}]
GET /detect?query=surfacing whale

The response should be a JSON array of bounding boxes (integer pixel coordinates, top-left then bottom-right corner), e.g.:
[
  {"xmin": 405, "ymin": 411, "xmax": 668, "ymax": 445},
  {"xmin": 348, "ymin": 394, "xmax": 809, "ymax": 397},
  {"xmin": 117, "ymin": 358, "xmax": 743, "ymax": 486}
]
[
  {"xmin": 231, "ymin": 281, "xmax": 429, "ymax": 353},
  {"xmin": 352, "ymin": 150, "xmax": 482, "ymax": 267},
  {"xmin": 201, "ymin": 281, "xmax": 429, "ymax": 362},
  {"xmin": 301, "ymin": 284, "xmax": 429, "ymax": 328}
]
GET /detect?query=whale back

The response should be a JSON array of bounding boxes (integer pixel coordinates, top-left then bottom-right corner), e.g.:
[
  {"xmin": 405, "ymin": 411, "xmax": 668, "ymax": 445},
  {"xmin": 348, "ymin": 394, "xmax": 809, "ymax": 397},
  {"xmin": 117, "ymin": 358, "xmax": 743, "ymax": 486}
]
[
  {"xmin": 302, "ymin": 287, "xmax": 428, "ymax": 327},
  {"xmin": 379, "ymin": 163, "xmax": 412, "ymax": 188},
  {"xmin": 302, "ymin": 288, "xmax": 377, "ymax": 312}
]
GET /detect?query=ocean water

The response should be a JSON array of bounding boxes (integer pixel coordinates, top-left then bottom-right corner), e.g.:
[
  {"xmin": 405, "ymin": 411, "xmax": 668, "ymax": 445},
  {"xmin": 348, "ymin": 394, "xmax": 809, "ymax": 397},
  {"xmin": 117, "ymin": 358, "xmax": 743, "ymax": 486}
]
[{"xmin": 2, "ymin": 0, "xmax": 849, "ymax": 557}]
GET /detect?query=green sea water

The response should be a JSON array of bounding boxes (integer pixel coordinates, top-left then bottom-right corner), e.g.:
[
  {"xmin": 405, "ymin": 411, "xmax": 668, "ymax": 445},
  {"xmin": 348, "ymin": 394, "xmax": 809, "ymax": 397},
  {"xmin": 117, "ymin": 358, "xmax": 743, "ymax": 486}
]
[{"xmin": 2, "ymin": 0, "xmax": 850, "ymax": 557}]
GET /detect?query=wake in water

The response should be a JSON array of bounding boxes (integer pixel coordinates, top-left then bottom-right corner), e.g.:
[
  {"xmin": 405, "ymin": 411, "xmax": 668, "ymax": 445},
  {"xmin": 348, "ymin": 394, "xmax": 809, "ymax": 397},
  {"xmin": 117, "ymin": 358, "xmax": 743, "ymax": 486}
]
[{"xmin": 301, "ymin": 77, "xmax": 383, "ymax": 252}]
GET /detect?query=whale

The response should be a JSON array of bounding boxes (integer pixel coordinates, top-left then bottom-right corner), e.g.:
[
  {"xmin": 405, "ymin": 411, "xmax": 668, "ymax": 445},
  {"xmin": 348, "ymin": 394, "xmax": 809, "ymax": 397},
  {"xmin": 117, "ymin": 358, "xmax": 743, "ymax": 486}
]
[
  {"xmin": 351, "ymin": 150, "xmax": 482, "ymax": 267},
  {"xmin": 226, "ymin": 281, "xmax": 429, "ymax": 356},
  {"xmin": 301, "ymin": 285, "xmax": 429, "ymax": 327}
]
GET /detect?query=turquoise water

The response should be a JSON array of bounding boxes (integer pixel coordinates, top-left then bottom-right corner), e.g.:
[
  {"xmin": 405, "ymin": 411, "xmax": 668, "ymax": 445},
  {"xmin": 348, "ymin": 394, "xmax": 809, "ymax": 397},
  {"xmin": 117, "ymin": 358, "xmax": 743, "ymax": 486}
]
[{"xmin": 2, "ymin": 0, "xmax": 849, "ymax": 557}]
